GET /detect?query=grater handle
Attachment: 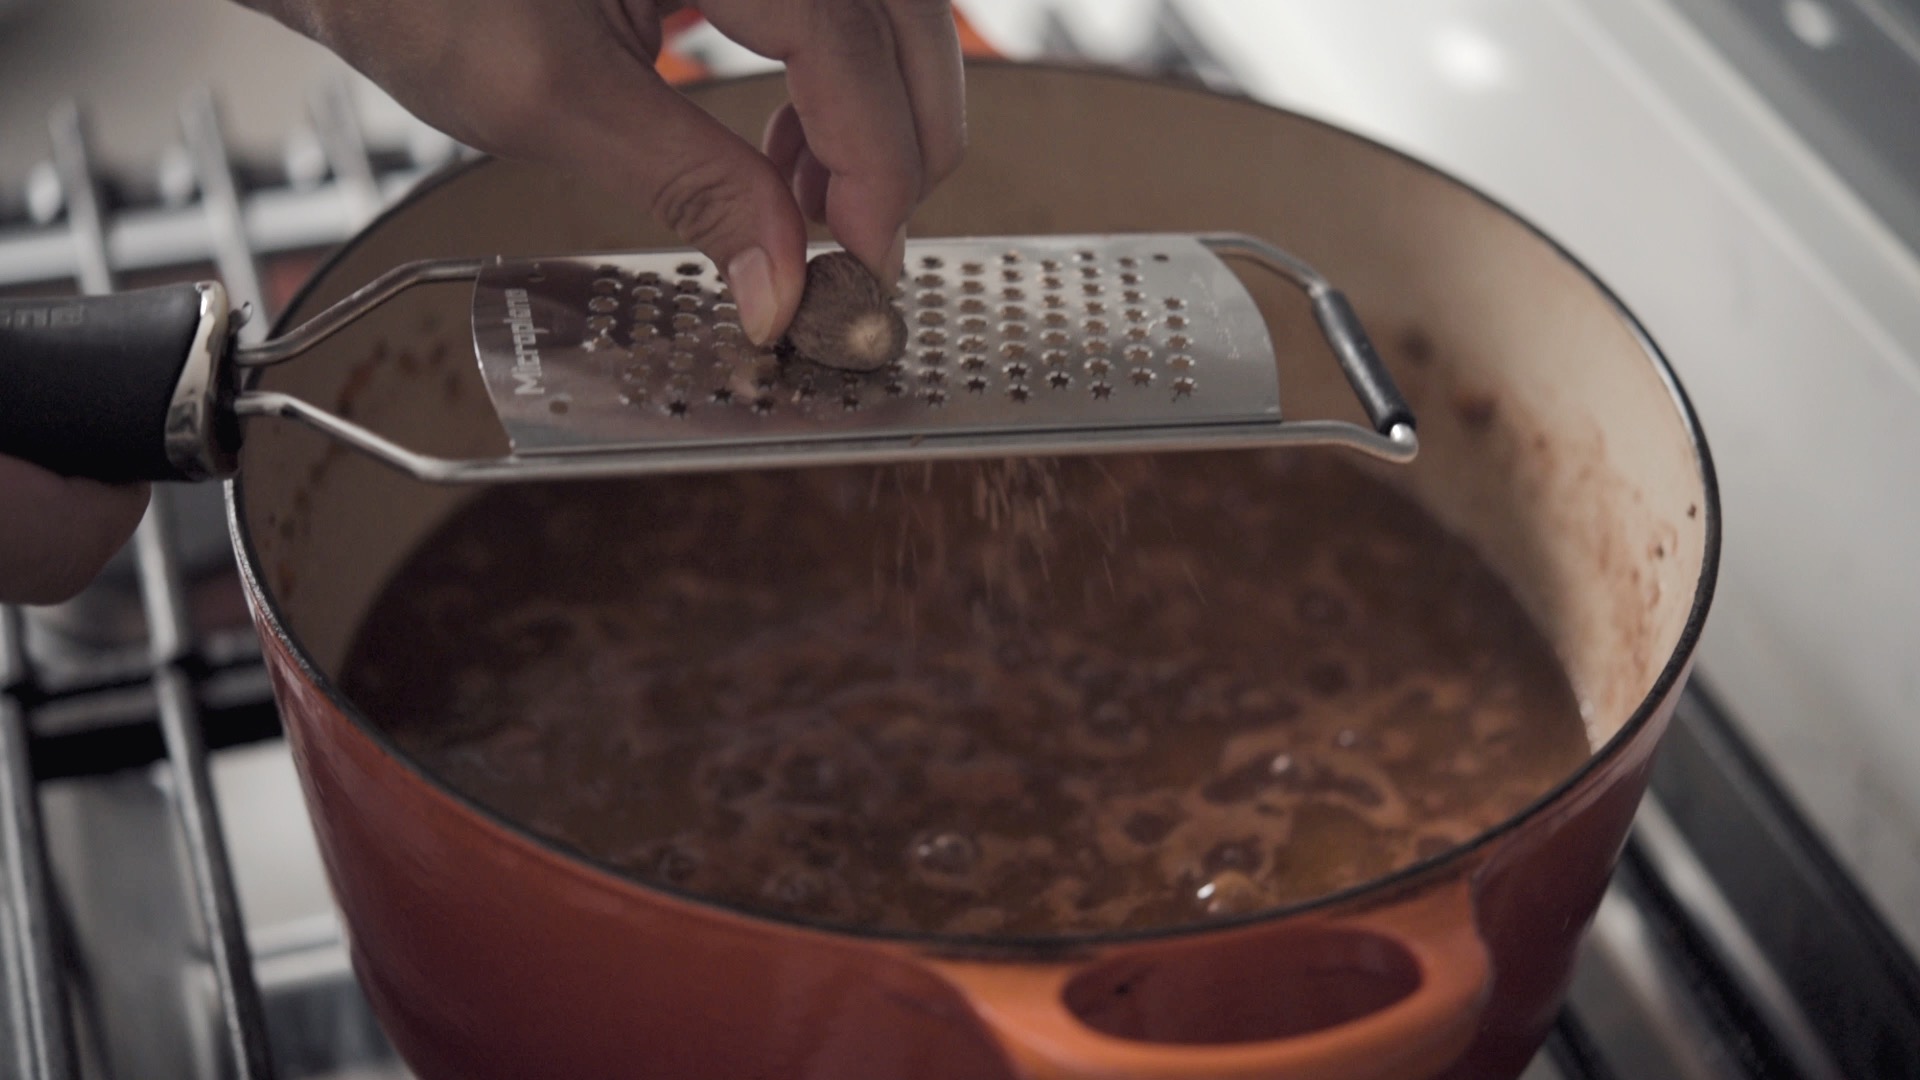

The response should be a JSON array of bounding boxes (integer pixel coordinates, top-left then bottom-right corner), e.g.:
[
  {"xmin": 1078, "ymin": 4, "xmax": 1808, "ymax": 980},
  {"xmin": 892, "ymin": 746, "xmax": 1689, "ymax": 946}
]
[
  {"xmin": 1311, "ymin": 289, "xmax": 1415, "ymax": 436},
  {"xmin": 0, "ymin": 282, "xmax": 236, "ymax": 482},
  {"xmin": 1200, "ymin": 234, "xmax": 1416, "ymax": 441}
]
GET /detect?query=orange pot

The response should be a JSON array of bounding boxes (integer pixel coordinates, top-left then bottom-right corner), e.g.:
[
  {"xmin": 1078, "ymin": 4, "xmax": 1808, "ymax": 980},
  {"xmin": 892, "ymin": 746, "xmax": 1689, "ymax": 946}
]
[{"xmin": 232, "ymin": 64, "xmax": 1718, "ymax": 1080}]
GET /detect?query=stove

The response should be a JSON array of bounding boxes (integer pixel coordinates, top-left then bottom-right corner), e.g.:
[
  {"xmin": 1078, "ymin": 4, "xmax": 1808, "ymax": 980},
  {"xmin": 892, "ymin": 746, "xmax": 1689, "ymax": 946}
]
[{"xmin": 4, "ymin": 2, "xmax": 1920, "ymax": 1078}]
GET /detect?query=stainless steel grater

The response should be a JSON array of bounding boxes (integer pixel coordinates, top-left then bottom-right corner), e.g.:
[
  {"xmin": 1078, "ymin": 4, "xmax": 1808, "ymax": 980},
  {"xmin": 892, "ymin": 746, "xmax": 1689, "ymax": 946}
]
[{"xmin": 0, "ymin": 233, "xmax": 1415, "ymax": 486}]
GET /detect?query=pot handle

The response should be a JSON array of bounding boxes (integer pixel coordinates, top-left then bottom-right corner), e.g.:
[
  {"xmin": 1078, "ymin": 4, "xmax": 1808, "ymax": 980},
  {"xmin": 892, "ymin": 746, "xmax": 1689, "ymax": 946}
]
[
  {"xmin": 0, "ymin": 281, "xmax": 236, "ymax": 483},
  {"xmin": 929, "ymin": 882, "xmax": 1490, "ymax": 1080}
]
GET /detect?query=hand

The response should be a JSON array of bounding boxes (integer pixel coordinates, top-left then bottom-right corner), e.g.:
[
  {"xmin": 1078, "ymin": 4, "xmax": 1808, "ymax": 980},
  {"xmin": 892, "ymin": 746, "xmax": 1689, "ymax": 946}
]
[
  {"xmin": 0, "ymin": 455, "xmax": 148, "ymax": 605},
  {"xmin": 245, "ymin": 0, "xmax": 967, "ymax": 345}
]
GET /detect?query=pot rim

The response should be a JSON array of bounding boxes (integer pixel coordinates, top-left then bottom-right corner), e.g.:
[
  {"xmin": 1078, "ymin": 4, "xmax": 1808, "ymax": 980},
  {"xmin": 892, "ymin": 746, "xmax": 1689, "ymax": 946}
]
[{"xmin": 228, "ymin": 61, "xmax": 1722, "ymax": 952}]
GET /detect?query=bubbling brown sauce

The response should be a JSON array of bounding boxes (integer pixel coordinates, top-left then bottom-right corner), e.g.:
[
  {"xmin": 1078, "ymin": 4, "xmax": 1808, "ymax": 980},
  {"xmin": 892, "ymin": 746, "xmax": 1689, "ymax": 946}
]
[{"xmin": 341, "ymin": 452, "xmax": 1588, "ymax": 937}]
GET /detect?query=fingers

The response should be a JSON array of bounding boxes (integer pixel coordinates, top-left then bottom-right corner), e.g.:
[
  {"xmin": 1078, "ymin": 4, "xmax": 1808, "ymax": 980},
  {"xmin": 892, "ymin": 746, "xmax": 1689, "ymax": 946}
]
[
  {"xmin": 496, "ymin": 44, "xmax": 811, "ymax": 345},
  {"xmin": 0, "ymin": 455, "xmax": 148, "ymax": 606},
  {"xmin": 881, "ymin": 0, "xmax": 968, "ymax": 192},
  {"xmin": 719, "ymin": 1, "xmax": 923, "ymax": 282},
  {"xmin": 730, "ymin": 2, "xmax": 966, "ymax": 284}
]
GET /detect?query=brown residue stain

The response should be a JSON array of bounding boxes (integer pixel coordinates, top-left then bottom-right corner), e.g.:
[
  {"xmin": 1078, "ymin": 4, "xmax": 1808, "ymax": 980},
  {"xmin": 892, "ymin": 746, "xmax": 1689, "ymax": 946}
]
[
  {"xmin": 1687, "ymin": 504, "xmax": 1699, "ymax": 519},
  {"xmin": 1398, "ymin": 328, "xmax": 1436, "ymax": 368},
  {"xmin": 1453, "ymin": 393, "xmax": 1498, "ymax": 433}
]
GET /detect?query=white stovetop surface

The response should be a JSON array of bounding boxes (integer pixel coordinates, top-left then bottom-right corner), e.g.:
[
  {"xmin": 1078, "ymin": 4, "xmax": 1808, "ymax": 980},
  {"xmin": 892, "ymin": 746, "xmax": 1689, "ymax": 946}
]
[{"xmin": 6, "ymin": 0, "xmax": 1917, "ymax": 957}]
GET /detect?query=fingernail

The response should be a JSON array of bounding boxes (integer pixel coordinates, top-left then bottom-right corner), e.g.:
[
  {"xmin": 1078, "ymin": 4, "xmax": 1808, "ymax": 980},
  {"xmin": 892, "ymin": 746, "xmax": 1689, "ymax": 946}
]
[
  {"xmin": 883, "ymin": 225, "xmax": 908, "ymax": 289},
  {"xmin": 727, "ymin": 247, "xmax": 777, "ymax": 345}
]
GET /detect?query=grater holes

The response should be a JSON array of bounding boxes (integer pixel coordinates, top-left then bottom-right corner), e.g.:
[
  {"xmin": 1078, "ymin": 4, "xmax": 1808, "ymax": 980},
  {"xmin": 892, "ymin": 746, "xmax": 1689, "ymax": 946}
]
[
  {"xmin": 1001, "ymin": 251, "xmax": 1022, "ymax": 265},
  {"xmin": 636, "ymin": 270, "xmax": 662, "ymax": 286},
  {"xmin": 920, "ymin": 368, "xmax": 946, "ymax": 385},
  {"xmin": 1130, "ymin": 368, "xmax": 1155, "ymax": 387},
  {"xmin": 710, "ymin": 387, "xmax": 734, "ymax": 405},
  {"xmin": 1082, "ymin": 282, "xmax": 1104, "ymax": 297},
  {"xmin": 1001, "ymin": 287, "xmax": 1025, "ymax": 301},
  {"xmin": 666, "ymin": 399, "xmax": 690, "ymax": 418},
  {"xmin": 1000, "ymin": 304, "xmax": 1028, "ymax": 321},
  {"xmin": 668, "ymin": 374, "xmax": 695, "ymax": 394},
  {"xmin": 1085, "ymin": 300, "xmax": 1107, "ymax": 315},
  {"xmin": 1124, "ymin": 346, "xmax": 1152, "ymax": 365},
  {"xmin": 920, "ymin": 255, "xmax": 944, "ymax": 270},
  {"xmin": 1042, "ymin": 276, "xmax": 1064, "ymax": 289},
  {"xmin": 917, "ymin": 290, "xmax": 946, "ymax": 308},
  {"xmin": 1043, "ymin": 294, "xmax": 1067, "ymax": 309},
  {"xmin": 592, "ymin": 277, "xmax": 622, "ymax": 294},
  {"xmin": 1041, "ymin": 329, "xmax": 1069, "ymax": 348},
  {"xmin": 1042, "ymin": 349, "xmax": 1070, "ymax": 367},
  {"xmin": 633, "ymin": 303, "xmax": 660, "ymax": 321},
  {"xmin": 919, "ymin": 348, "xmax": 946, "ymax": 366},
  {"xmin": 673, "ymin": 332, "xmax": 700, "ymax": 349},
  {"xmin": 1126, "ymin": 326, "xmax": 1150, "ymax": 342},
  {"xmin": 671, "ymin": 312, "xmax": 700, "ymax": 331},
  {"xmin": 885, "ymin": 380, "xmax": 906, "ymax": 396},
  {"xmin": 712, "ymin": 302, "xmax": 738, "ymax": 321},
  {"xmin": 669, "ymin": 353, "xmax": 695, "ymax": 372},
  {"xmin": 1002, "ymin": 323, "xmax": 1028, "ymax": 340},
  {"xmin": 1084, "ymin": 318, "xmax": 1108, "ymax": 336},
  {"xmin": 917, "ymin": 310, "xmax": 946, "ymax": 327},
  {"xmin": 675, "ymin": 280, "xmax": 703, "ymax": 295},
  {"xmin": 1040, "ymin": 258, "xmax": 1062, "ymax": 272},
  {"xmin": 633, "ymin": 285, "xmax": 661, "ymax": 302},
  {"xmin": 1173, "ymin": 376, "xmax": 1196, "ymax": 398},
  {"xmin": 674, "ymin": 294, "xmax": 701, "ymax": 312},
  {"xmin": 1001, "ymin": 341, "xmax": 1030, "ymax": 361},
  {"xmin": 959, "ymin": 335, "xmax": 988, "ymax": 353},
  {"xmin": 915, "ymin": 273, "xmax": 944, "ymax": 288},
  {"xmin": 1120, "ymin": 272, "xmax": 1141, "ymax": 286},
  {"xmin": 619, "ymin": 387, "xmax": 650, "ymax": 407},
  {"xmin": 1086, "ymin": 357, "xmax": 1111, "ymax": 376},
  {"xmin": 961, "ymin": 261, "xmax": 985, "ymax": 275},
  {"xmin": 752, "ymin": 396, "xmax": 775, "ymax": 415},
  {"xmin": 1169, "ymin": 354, "xmax": 1195, "ymax": 371},
  {"xmin": 959, "ymin": 297, "xmax": 987, "ymax": 315},
  {"xmin": 1123, "ymin": 290, "xmax": 1146, "ymax": 304},
  {"xmin": 959, "ymin": 316, "xmax": 989, "ymax": 334},
  {"xmin": 1044, "ymin": 312, "xmax": 1068, "ymax": 328},
  {"xmin": 632, "ymin": 323, "xmax": 661, "ymax": 341},
  {"xmin": 1076, "ymin": 249, "xmax": 1096, "ymax": 261},
  {"xmin": 1118, "ymin": 255, "xmax": 1138, "ymax": 268},
  {"xmin": 1168, "ymin": 334, "xmax": 1191, "ymax": 351},
  {"xmin": 1091, "ymin": 380, "xmax": 1114, "ymax": 399},
  {"xmin": 1008, "ymin": 384, "xmax": 1031, "ymax": 403},
  {"xmin": 1165, "ymin": 297, "xmax": 1185, "ymax": 310},
  {"xmin": 966, "ymin": 375, "xmax": 988, "ymax": 393},
  {"xmin": 548, "ymin": 396, "xmax": 571, "ymax": 415},
  {"xmin": 923, "ymin": 387, "xmax": 948, "ymax": 407},
  {"xmin": 1166, "ymin": 314, "xmax": 1189, "ymax": 330},
  {"xmin": 588, "ymin": 295, "xmax": 618, "ymax": 314},
  {"xmin": 961, "ymin": 355, "xmax": 986, "ymax": 372},
  {"xmin": 1000, "ymin": 268, "xmax": 1021, "ymax": 283},
  {"xmin": 918, "ymin": 329, "xmax": 947, "ymax": 347},
  {"xmin": 1048, "ymin": 370, "xmax": 1071, "ymax": 389},
  {"xmin": 587, "ymin": 315, "xmax": 616, "ymax": 333},
  {"xmin": 675, "ymin": 262, "xmax": 703, "ymax": 277},
  {"xmin": 713, "ymin": 323, "xmax": 742, "ymax": 342},
  {"xmin": 620, "ymin": 363, "xmax": 648, "ymax": 383},
  {"xmin": 1125, "ymin": 307, "xmax": 1148, "ymax": 322},
  {"xmin": 1079, "ymin": 264, "xmax": 1100, "ymax": 279},
  {"xmin": 962, "ymin": 280, "xmax": 985, "ymax": 295},
  {"xmin": 1084, "ymin": 338, "xmax": 1111, "ymax": 355},
  {"xmin": 841, "ymin": 392, "xmax": 861, "ymax": 411},
  {"xmin": 1152, "ymin": 252, "xmax": 1170, "ymax": 262}
]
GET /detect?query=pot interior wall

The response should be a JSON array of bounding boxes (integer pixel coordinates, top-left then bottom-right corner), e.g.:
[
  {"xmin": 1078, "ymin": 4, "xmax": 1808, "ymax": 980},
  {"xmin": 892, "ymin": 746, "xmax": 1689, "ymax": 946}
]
[{"xmin": 239, "ymin": 66, "xmax": 1709, "ymax": 755}]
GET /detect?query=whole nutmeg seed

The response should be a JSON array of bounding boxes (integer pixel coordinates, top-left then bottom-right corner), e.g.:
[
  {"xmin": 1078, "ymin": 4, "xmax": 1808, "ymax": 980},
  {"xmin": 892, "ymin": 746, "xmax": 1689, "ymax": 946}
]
[{"xmin": 782, "ymin": 251, "xmax": 907, "ymax": 373}]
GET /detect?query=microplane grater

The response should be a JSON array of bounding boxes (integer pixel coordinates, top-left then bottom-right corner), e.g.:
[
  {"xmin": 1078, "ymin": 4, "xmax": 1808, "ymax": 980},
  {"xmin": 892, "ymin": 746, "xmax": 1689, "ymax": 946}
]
[{"xmin": 222, "ymin": 233, "xmax": 1417, "ymax": 484}]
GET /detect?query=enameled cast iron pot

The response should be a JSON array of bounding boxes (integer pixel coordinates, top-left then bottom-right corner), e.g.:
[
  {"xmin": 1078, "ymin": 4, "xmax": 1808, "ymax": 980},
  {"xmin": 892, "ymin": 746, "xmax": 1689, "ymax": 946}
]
[{"xmin": 233, "ymin": 64, "xmax": 1719, "ymax": 1080}]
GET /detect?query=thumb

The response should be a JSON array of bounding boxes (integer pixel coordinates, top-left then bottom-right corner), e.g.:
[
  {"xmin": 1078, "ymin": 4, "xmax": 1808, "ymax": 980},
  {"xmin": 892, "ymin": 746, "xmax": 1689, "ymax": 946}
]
[{"xmin": 527, "ymin": 64, "xmax": 810, "ymax": 345}]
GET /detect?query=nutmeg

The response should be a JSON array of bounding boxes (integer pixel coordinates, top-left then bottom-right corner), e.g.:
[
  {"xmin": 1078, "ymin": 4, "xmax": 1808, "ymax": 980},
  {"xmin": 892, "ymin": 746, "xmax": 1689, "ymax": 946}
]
[{"xmin": 782, "ymin": 251, "xmax": 907, "ymax": 373}]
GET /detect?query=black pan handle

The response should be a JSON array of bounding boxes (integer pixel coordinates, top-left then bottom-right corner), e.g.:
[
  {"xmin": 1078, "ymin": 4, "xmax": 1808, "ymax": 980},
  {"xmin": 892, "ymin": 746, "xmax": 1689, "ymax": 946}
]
[
  {"xmin": 1311, "ymin": 288, "xmax": 1416, "ymax": 436},
  {"xmin": 0, "ymin": 283, "xmax": 235, "ymax": 483}
]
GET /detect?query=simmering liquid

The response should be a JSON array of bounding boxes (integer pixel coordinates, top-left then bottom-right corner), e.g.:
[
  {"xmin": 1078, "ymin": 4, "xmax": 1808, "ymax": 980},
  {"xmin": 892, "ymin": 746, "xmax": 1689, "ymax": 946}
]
[{"xmin": 342, "ymin": 452, "xmax": 1588, "ymax": 937}]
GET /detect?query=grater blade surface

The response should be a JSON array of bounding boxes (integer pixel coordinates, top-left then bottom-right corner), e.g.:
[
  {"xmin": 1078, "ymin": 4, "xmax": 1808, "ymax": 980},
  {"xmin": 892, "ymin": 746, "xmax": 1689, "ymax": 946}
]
[{"xmin": 470, "ymin": 235, "xmax": 1281, "ymax": 459}]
